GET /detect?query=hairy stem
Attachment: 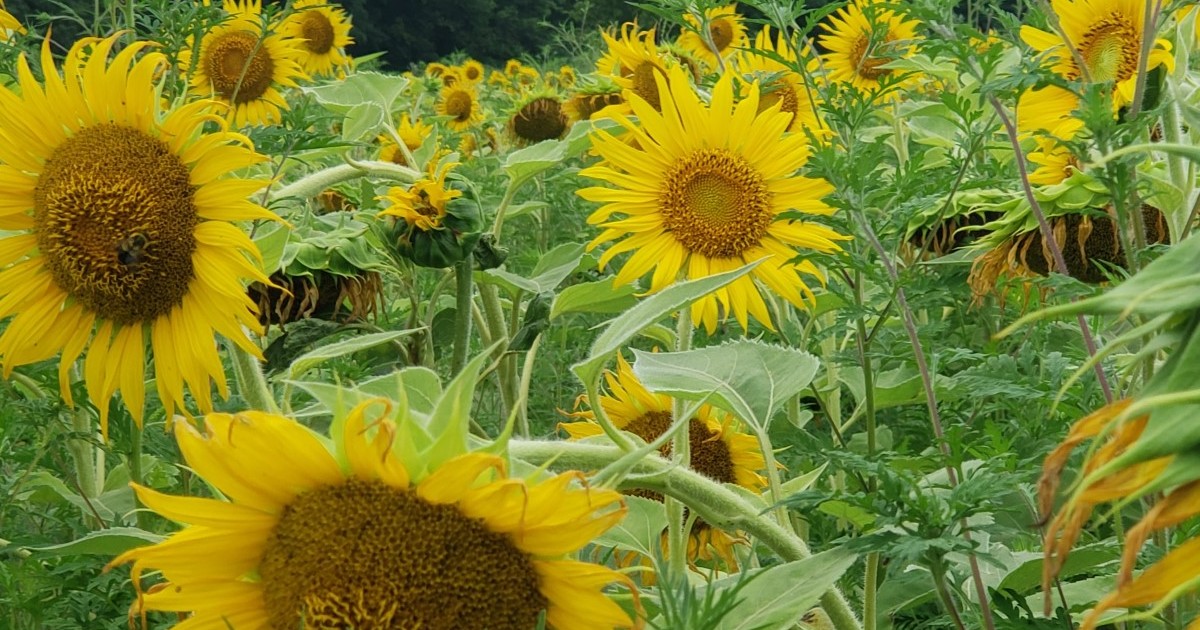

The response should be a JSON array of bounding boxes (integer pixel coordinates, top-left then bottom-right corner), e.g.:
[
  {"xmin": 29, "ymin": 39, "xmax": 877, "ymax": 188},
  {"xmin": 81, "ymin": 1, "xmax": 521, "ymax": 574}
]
[{"xmin": 451, "ymin": 256, "xmax": 474, "ymax": 375}]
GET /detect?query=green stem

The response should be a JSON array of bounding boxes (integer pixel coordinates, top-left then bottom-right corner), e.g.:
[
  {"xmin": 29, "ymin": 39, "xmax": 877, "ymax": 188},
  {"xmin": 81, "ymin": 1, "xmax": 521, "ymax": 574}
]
[
  {"xmin": 510, "ymin": 440, "xmax": 863, "ymax": 630},
  {"xmin": 129, "ymin": 421, "xmax": 147, "ymax": 528},
  {"xmin": 667, "ymin": 309, "xmax": 694, "ymax": 577},
  {"xmin": 931, "ymin": 559, "xmax": 969, "ymax": 630},
  {"xmin": 489, "ymin": 181, "xmax": 522, "ymax": 245},
  {"xmin": 864, "ymin": 552, "xmax": 880, "ymax": 630},
  {"xmin": 229, "ymin": 342, "xmax": 278, "ymax": 413},
  {"xmin": 67, "ymin": 405, "xmax": 100, "ymax": 499},
  {"xmin": 478, "ymin": 283, "xmax": 516, "ymax": 417},
  {"xmin": 451, "ymin": 256, "xmax": 474, "ymax": 375},
  {"xmin": 270, "ymin": 161, "xmax": 420, "ymax": 202}
]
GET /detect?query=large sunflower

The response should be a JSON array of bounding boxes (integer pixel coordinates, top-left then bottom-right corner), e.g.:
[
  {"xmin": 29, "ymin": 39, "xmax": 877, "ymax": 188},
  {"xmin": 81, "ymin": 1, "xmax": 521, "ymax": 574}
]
[
  {"xmin": 437, "ymin": 84, "xmax": 484, "ymax": 131},
  {"xmin": 818, "ymin": 0, "xmax": 922, "ymax": 96},
  {"xmin": 579, "ymin": 64, "xmax": 848, "ymax": 332},
  {"xmin": 277, "ymin": 0, "xmax": 354, "ymax": 78},
  {"xmin": 676, "ymin": 4, "xmax": 749, "ymax": 69},
  {"xmin": 110, "ymin": 401, "xmax": 635, "ymax": 629},
  {"xmin": 561, "ymin": 356, "xmax": 766, "ymax": 568},
  {"xmin": 1021, "ymin": 0, "xmax": 1174, "ymax": 110},
  {"xmin": 735, "ymin": 25, "xmax": 827, "ymax": 136},
  {"xmin": 0, "ymin": 35, "xmax": 277, "ymax": 435},
  {"xmin": 181, "ymin": 0, "xmax": 307, "ymax": 127}
]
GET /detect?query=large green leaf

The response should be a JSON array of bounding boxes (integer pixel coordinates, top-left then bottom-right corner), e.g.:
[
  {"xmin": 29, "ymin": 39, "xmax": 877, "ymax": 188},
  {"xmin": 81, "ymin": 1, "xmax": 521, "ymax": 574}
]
[
  {"xmin": 708, "ymin": 548, "xmax": 858, "ymax": 630},
  {"xmin": 551, "ymin": 279, "xmax": 639, "ymax": 319},
  {"xmin": 591, "ymin": 496, "xmax": 667, "ymax": 558},
  {"xmin": 631, "ymin": 340, "xmax": 819, "ymax": 430},
  {"xmin": 503, "ymin": 139, "xmax": 568, "ymax": 183},
  {"xmin": 571, "ymin": 261, "xmax": 761, "ymax": 386},
  {"xmin": 27, "ymin": 528, "xmax": 164, "ymax": 557},
  {"xmin": 480, "ymin": 242, "xmax": 584, "ymax": 294},
  {"xmin": 287, "ymin": 329, "xmax": 421, "ymax": 379}
]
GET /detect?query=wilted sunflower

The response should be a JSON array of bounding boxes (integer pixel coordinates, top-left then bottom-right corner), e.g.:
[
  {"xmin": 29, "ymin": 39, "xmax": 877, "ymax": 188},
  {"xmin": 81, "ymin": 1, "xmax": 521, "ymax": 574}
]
[
  {"xmin": 818, "ymin": 0, "xmax": 922, "ymax": 96},
  {"xmin": 561, "ymin": 356, "xmax": 767, "ymax": 569},
  {"xmin": 378, "ymin": 161, "xmax": 461, "ymax": 232},
  {"xmin": 109, "ymin": 401, "xmax": 635, "ymax": 629},
  {"xmin": 0, "ymin": 35, "xmax": 276, "ymax": 435},
  {"xmin": 378, "ymin": 113, "xmax": 433, "ymax": 165},
  {"xmin": 508, "ymin": 93, "xmax": 569, "ymax": 145},
  {"xmin": 677, "ymin": 4, "xmax": 748, "ymax": 69},
  {"xmin": 181, "ymin": 0, "xmax": 307, "ymax": 126},
  {"xmin": 579, "ymin": 64, "xmax": 847, "ymax": 332},
  {"xmin": 277, "ymin": 0, "xmax": 354, "ymax": 78},
  {"xmin": 437, "ymin": 84, "xmax": 483, "ymax": 131},
  {"xmin": 1021, "ymin": 0, "xmax": 1174, "ymax": 111},
  {"xmin": 735, "ymin": 26, "xmax": 827, "ymax": 136}
]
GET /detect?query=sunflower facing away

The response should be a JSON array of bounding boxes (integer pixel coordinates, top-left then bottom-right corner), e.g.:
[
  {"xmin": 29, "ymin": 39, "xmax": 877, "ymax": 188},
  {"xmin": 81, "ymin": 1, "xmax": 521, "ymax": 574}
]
[
  {"xmin": 110, "ymin": 400, "xmax": 635, "ymax": 629},
  {"xmin": 560, "ymin": 356, "xmax": 767, "ymax": 568},
  {"xmin": 437, "ymin": 84, "xmax": 484, "ymax": 131},
  {"xmin": 508, "ymin": 93, "xmax": 570, "ymax": 145},
  {"xmin": 181, "ymin": 0, "xmax": 307, "ymax": 127},
  {"xmin": 277, "ymin": 0, "xmax": 354, "ymax": 78},
  {"xmin": 676, "ymin": 4, "xmax": 748, "ymax": 69},
  {"xmin": 1021, "ymin": 0, "xmax": 1174, "ymax": 111},
  {"xmin": 0, "ymin": 35, "xmax": 277, "ymax": 435},
  {"xmin": 378, "ymin": 161, "xmax": 461, "ymax": 232},
  {"xmin": 579, "ymin": 64, "xmax": 848, "ymax": 332},
  {"xmin": 818, "ymin": 0, "xmax": 922, "ymax": 96}
]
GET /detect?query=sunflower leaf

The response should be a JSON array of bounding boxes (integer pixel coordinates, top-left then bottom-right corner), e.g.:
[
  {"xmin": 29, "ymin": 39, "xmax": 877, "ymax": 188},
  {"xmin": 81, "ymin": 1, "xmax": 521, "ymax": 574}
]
[
  {"xmin": 551, "ymin": 279, "xmax": 638, "ymax": 319},
  {"xmin": 25, "ymin": 527, "xmax": 164, "ymax": 558},
  {"xmin": 287, "ymin": 329, "xmax": 422, "ymax": 379},
  {"xmin": 423, "ymin": 342, "xmax": 503, "ymax": 475},
  {"xmin": 630, "ymin": 340, "xmax": 819, "ymax": 430},
  {"xmin": 591, "ymin": 496, "xmax": 668, "ymax": 558},
  {"xmin": 571, "ymin": 261, "xmax": 762, "ymax": 386},
  {"xmin": 704, "ymin": 547, "xmax": 858, "ymax": 630}
]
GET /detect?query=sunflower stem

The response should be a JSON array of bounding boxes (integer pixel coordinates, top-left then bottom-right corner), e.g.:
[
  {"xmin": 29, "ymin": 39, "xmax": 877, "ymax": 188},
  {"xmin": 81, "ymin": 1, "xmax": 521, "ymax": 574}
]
[
  {"xmin": 667, "ymin": 309, "xmax": 694, "ymax": 578},
  {"xmin": 478, "ymin": 282, "xmax": 517, "ymax": 418},
  {"xmin": 128, "ymin": 418, "xmax": 148, "ymax": 529},
  {"xmin": 509, "ymin": 439, "xmax": 863, "ymax": 630},
  {"xmin": 229, "ymin": 342, "xmax": 278, "ymax": 414},
  {"xmin": 489, "ymin": 180, "xmax": 522, "ymax": 245},
  {"xmin": 269, "ymin": 161, "xmax": 421, "ymax": 203},
  {"xmin": 451, "ymin": 256, "xmax": 474, "ymax": 375},
  {"xmin": 65, "ymin": 398, "xmax": 101, "ymax": 501},
  {"xmin": 864, "ymin": 552, "xmax": 880, "ymax": 630}
]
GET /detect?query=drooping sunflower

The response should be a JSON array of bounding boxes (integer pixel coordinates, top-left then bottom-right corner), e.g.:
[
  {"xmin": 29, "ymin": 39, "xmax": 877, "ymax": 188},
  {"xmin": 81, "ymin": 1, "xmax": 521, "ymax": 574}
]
[
  {"xmin": 110, "ymin": 401, "xmax": 635, "ymax": 629},
  {"xmin": 378, "ymin": 113, "xmax": 433, "ymax": 165},
  {"xmin": 508, "ymin": 93, "xmax": 570, "ymax": 145},
  {"xmin": 378, "ymin": 161, "xmax": 461, "ymax": 232},
  {"xmin": 0, "ymin": 35, "xmax": 277, "ymax": 435},
  {"xmin": 579, "ymin": 64, "xmax": 848, "ymax": 332},
  {"xmin": 735, "ymin": 26, "xmax": 827, "ymax": 136},
  {"xmin": 437, "ymin": 84, "xmax": 484, "ymax": 131},
  {"xmin": 676, "ymin": 4, "xmax": 748, "ymax": 69},
  {"xmin": 1021, "ymin": 0, "xmax": 1174, "ymax": 111},
  {"xmin": 561, "ymin": 356, "xmax": 767, "ymax": 569},
  {"xmin": 181, "ymin": 0, "xmax": 307, "ymax": 126},
  {"xmin": 818, "ymin": 0, "xmax": 922, "ymax": 96},
  {"xmin": 277, "ymin": 0, "xmax": 354, "ymax": 78}
]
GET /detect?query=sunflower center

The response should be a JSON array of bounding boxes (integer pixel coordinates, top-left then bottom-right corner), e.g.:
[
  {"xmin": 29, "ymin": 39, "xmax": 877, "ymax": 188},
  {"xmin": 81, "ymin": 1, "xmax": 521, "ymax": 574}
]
[
  {"xmin": 444, "ymin": 90, "xmax": 474, "ymax": 122},
  {"xmin": 1077, "ymin": 17, "xmax": 1139, "ymax": 83},
  {"xmin": 660, "ymin": 149, "xmax": 772, "ymax": 258},
  {"xmin": 631, "ymin": 61, "xmax": 664, "ymax": 111},
  {"xmin": 850, "ymin": 35, "xmax": 892, "ymax": 81},
  {"xmin": 759, "ymin": 80, "xmax": 800, "ymax": 128},
  {"xmin": 204, "ymin": 30, "xmax": 277, "ymax": 104},
  {"xmin": 260, "ymin": 478, "xmax": 546, "ymax": 630},
  {"xmin": 623, "ymin": 412, "xmax": 737, "ymax": 485},
  {"xmin": 34, "ymin": 123, "xmax": 197, "ymax": 324},
  {"xmin": 299, "ymin": 10, "xmax": 336, "ymax": 55},
  {"xmin": 709, "ymin": 18, "xmax": 735, "ymax": 53},
  {"xmin": 465, "ymin": 65, "xmax": 482, "ymax": 81},
  {"xmin": 512, "ymin": 97, "xmax": 568, "ymax": 142}
]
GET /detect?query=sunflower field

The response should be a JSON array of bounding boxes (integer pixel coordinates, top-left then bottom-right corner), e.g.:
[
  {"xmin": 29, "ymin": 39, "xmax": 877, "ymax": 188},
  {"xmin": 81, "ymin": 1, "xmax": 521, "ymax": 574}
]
[{"xmin": 1, "ymin": 0, "xmax": 1200, "ymax": 628}]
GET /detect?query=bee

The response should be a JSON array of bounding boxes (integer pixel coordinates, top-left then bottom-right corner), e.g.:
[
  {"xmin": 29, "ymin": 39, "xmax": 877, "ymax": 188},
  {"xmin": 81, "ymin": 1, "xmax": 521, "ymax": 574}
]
[{"xmin": 116, "ymin": 233, "xmax": 149, "ymax": 267}]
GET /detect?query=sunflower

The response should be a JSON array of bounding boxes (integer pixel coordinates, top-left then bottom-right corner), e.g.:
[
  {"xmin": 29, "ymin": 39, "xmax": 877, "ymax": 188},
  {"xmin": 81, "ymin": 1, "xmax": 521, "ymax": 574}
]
[
  {"xmin": 560, "ymin": 356, "xmax": 766, "ymax": 569},
  {"xmin": 1027, "ymin": 137, "xmax": 1080, "ymax": 185},
  {"xmin": 504, "ymin": 58, "xmax": 523, "ymax": 76},
  {"xmin": 565, "ymin": 87, "xmax": 625, "ymax": 123},
  {"xmin": 559, "ymin": 64, "xmax": 578, "ymax": 87},
  {"xmin": 817, "ymin": 0, "xmax": 922, "ymax": 96},
  {"xmin": 735, "ymin": 26, "xmax": 827, "ymax": 136},
  {"xmin": 0, "ymin": 35, "xmax": 277, "ymax": 435},
  {"xmin": 378, "ymin": 113, "xmax": 433, "ymax": 165},
  {"xmin": 508, "ymin": 93, "xmax": 570, "ymax": 145},
  {"xmin": 1021, "ymin": 0, "xmax": 1174, "ymax": 110},
  {"xmin": 460, "ymin": 58, "xmax": 485, "ymax": 84},
  {"xmin": 579, "ymin": 64, "xmax": 848, "ymax": 332},
  {"xmin": 598, "ymin": 22, "xmax": 671, "ymax": 114},
  {"xmin": 676, "ymin": 4, "xmax": 748, "ymax": 69},
  {"xmin": 277, "ymin": 0, "xmax": 354, "ymax": 78},
  {"xmin": 425, "ymin": 61, "xmax": 449, "ymax": 77},
  {"xmin": 0, "ymin": 0, "xmax": 23, "ymax": 39},
  {"xmin": 378, "ymin": 161, "xmax": 461, "ymax": 232},
  {"xmin": 181, "ymin": 0, "xmax": 307, "ymax": 126},
  {"xmin": 437, "ymin": 84, "xmax": 483, "ymax": 131},
  {"xmin": 109, "ymin": 400, "xmax": 635, "ymax": 629}
]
